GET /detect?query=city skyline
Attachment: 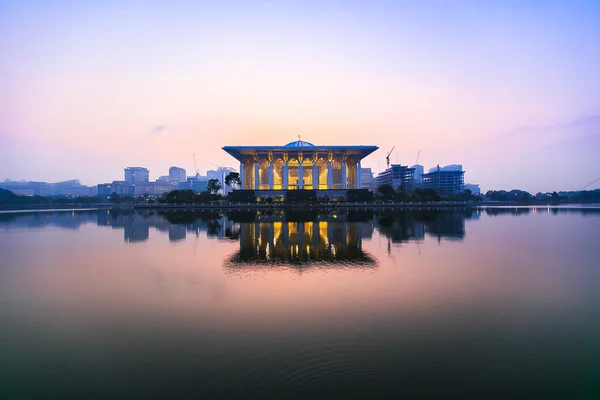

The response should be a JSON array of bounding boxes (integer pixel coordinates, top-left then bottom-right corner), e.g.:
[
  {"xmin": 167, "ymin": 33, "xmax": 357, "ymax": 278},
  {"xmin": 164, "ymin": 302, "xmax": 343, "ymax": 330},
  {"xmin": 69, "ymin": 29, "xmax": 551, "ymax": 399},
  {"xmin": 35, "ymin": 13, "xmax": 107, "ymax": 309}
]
[{"xmin": 2, "ymin": 0, "xmax": 599, "ymax": 192}]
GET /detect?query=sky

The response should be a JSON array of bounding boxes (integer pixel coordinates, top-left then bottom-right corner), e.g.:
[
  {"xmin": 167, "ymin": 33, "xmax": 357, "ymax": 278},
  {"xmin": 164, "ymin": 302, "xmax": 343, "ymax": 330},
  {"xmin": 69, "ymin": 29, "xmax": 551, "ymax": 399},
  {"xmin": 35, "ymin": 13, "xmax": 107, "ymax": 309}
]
[{"xmin": 1, "ymin": 0, "xmax": 599, "ymax": 193}]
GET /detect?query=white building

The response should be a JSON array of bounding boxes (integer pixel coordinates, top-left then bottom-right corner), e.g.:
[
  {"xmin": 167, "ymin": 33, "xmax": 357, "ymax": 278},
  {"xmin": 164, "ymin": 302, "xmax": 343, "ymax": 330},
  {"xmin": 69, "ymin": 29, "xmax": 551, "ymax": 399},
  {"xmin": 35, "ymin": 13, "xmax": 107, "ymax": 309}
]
[
  {"xmin": 360, "ymin": 168, "xmax": 375, "ymax": 191},
  {"xmin": 207, "ymin": 167, "xmax": 236, "ymax": 195},
  {"xmin": 133, "ymin": 182, "xmax": 177, "ymax": 196},
  {"xmin": 169, "ymin": 166, "xmax": 186, "ymax": 183},
  {"xmin": 464, "ymin": 183, "xmax": 481, "ymax": 195},
  {"xmin": 179, "ymin": 176, "xmax": 208, "ymax": 193},
  {"xmin": 124, "ymin": 167, "xmax": 149, "ymax": 184},
  {"xmin": 411, "ymin": 164, "xmax": 424, "ymax": 186},
  {"xmin": 98, "ymin": 181, "xmax": 134, "ymax": 196},
  {"xmin": 375, "ymin": 165, "xmax": 415, "ymax": 192},
  {"xmin": 422, "ymin": 165, "xmax": 465, "ymax": 195},
  {"xmin": 429, "ymin": 164, "xmax": 462, "ymax": 173}
]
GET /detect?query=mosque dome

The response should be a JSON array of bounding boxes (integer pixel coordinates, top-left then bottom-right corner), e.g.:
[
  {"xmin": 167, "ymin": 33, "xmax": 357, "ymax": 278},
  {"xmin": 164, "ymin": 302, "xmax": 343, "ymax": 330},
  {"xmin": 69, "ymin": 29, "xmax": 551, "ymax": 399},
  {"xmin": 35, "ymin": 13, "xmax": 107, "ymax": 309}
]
[{"xmin": 284, "ymin": 136, "xmax": 314, "ymax": 147}]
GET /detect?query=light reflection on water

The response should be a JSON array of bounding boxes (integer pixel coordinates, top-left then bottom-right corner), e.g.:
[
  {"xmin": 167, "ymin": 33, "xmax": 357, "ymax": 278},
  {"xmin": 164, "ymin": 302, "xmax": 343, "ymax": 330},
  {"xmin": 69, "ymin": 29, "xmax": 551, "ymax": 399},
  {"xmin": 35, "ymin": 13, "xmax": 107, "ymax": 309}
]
[{"xmin": 0, "ymin": 207, "xmax": 599, "ymax": 398}]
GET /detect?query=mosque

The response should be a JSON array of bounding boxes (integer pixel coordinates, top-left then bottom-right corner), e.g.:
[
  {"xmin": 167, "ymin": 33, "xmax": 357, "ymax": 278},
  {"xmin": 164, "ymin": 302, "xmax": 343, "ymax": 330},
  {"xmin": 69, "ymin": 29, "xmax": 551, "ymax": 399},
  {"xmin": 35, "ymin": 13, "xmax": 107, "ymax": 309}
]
[{"xmin": 222, "ymin": 136, "xmax": 378, "ymax": 201}]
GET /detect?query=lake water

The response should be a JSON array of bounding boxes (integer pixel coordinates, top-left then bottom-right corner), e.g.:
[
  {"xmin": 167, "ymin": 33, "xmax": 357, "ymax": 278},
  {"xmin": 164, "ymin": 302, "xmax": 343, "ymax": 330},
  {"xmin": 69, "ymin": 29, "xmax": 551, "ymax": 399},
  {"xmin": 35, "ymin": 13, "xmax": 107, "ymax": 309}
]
[{"xmin": 1, "ymin": 207, "xmax": 599, "ymax": 398}]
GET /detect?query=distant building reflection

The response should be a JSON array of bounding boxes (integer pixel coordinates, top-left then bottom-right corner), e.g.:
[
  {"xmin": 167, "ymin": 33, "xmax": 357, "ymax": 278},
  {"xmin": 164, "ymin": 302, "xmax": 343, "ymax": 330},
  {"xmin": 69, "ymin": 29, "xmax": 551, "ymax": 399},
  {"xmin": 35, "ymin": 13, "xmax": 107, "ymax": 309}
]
[
  {"xmin": 374, "ymin": 210, "xmax": 478, "ymax": 244},
  {"xmin": 0, "ymin": 210, "xmax": 98, "ymax": 230},
  {"xmin": 168, "ymin": 225, "xmax": 187, "ymax": 242},
  {"xmin": 96, "ymin": 210, "xmax": 239, "ymax": 243},
  {"xmin": 483, "ymin": 207, "xmax": 600, "ymax": 217},
  {"xmin": 4, "ymin": 207, "xmax": 596, "ymax": 249}
]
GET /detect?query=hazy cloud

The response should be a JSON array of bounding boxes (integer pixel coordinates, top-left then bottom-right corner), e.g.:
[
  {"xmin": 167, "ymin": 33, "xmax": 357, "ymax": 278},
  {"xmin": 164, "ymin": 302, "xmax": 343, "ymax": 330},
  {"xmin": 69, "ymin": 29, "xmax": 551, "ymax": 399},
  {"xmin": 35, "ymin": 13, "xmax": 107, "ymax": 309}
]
[
  {"xmin": 504, "ymin": 114, "xmax": 600, "ymax": 138},
  {"xmin": 495, "ymin": 114, "xmax": 600, "ymax": 152},
  {"xmin": 150, "ymin": 124, "xmax": 166, "ymax": 134}
]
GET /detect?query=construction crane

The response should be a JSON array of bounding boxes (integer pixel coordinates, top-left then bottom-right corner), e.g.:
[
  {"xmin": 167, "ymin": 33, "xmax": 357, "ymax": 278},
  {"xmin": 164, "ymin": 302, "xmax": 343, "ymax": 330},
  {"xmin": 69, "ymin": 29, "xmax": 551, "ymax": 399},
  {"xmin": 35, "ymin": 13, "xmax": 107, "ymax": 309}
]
[
  {"xmin": 210, "ymin": 162, "xmax": 227, "ymax": 169},
  {"xmin": 582, "ymin": 176, "xmax": 600, "ymax": 190},
  {"xmin": 193, "ymin": 153, "xmax": 200, "ymax": 177},
  {"xmin": 386, "ymin": 146, "xmax": 395, "ymax": 169},
  {"xmin": 415, "ymin": 150, "xmax": 420, "ymax": 165}
]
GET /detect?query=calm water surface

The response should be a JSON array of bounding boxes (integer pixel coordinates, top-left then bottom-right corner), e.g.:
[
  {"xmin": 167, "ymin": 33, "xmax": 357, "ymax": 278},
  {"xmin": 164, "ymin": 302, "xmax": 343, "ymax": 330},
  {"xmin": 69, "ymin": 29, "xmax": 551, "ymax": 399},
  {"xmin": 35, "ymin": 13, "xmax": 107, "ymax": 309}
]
[{"xmin": 1, "ymin": 207, "xmax": 599, "ymax": 398}]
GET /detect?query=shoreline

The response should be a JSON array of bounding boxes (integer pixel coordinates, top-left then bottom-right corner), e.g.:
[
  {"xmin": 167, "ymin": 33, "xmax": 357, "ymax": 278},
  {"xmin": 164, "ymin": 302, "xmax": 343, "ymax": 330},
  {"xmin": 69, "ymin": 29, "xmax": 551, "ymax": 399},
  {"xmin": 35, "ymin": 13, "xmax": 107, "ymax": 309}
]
[
  {"xmin": 2, "ymin": 201, "xmax": 599, "ymax": 213},
  {"xmin": 134, "ymin": 201, "xmax": 472, "ymax": 210}
]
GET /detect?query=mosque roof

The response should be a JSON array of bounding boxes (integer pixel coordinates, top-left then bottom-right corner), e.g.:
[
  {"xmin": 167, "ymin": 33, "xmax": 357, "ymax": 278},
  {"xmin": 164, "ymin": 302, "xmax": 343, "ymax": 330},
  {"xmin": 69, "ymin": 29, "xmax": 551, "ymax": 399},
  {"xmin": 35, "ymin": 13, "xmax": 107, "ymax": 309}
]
[
  {"xmin": 284, "ymin": 138, "xmax": 315, "ymax": 147},
  {"xmin": 222, "ymin": 137, "xmax": 378, "ymax": 162}
]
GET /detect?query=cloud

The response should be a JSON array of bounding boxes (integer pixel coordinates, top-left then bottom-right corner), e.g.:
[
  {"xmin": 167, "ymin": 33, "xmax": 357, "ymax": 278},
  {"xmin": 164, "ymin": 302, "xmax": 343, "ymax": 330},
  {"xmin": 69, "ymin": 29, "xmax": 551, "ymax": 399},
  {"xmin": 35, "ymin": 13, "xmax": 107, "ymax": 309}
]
[
  {"xmin": 150, "ymin": 124, "xmax": 166, "ymax": 134},
  {"xmin": 501, "ymin": 114, "xmax": 600, "ymax": 143}
]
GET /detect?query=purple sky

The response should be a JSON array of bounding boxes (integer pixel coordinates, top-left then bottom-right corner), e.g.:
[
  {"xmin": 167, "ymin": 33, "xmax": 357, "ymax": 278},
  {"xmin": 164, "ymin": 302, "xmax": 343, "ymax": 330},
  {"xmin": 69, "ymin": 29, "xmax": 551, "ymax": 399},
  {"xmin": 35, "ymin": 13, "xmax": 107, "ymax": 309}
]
[{"xmin": 1, "ymin": 0, "xmax": 599, "ymax": 192}]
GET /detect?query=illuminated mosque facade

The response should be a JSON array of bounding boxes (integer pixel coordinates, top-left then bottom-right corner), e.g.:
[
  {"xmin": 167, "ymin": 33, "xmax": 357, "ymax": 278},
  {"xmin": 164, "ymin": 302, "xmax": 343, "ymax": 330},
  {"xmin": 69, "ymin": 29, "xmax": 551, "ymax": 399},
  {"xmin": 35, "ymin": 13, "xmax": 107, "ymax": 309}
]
[{"xmin": 222, "ymin": 137, "xmax": 378, "ymax": 195}]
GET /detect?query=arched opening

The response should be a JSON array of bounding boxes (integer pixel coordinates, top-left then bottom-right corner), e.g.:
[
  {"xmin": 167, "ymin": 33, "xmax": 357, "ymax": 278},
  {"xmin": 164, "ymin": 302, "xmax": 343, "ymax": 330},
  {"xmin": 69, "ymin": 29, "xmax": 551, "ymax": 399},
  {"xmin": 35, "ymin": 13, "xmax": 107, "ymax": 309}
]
[
  {"xmin": 287, "ymin": 158, "xmax": 299, "ymax": 190},
  {"xmin": 302, "ymin": 159, "xmax": 313, "ymax": 189},
  {"xmin": 243, "ymin": 158, "xmax": 255, "ymax": 189},
  {"xmin": 258, "ymin": 158, "xmax": 270, "ymax": 190},
  {"xmin": 346, "ymin": 160, "xmax": 356, "ymax": 189},
  {"xmin": 331, "ymin": 157, "xmax": 343, "ymax": 189},
  {"xmin": 317, "ymin": 158, "xmax": 328, "ymax": 189},
  {"xmin": 273, "ymin": 158, "xmax": 284, "ymax": 190}
]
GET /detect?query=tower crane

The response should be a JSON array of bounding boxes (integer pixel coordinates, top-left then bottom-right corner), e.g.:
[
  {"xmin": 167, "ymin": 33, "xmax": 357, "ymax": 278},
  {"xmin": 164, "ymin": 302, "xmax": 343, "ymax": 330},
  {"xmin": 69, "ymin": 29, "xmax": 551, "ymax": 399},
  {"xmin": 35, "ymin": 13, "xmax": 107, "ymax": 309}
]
[
  {"xmin": 582, "ymin": 176, "xmax": 600, "ymax": 190},
  {"xmin": 210, "ymin": 162, "xmax": 226, "ymax": 169},
  {"xmin": 386, "ymin": 146, "xmax": 395, "ymax": 169},
  {"xmin": 193, "ymin": 153, "xmax": 200, "ymax": 177},
  {"xmin": 415, "ymin": 150, "xmax": 420, "ymax": 165}
]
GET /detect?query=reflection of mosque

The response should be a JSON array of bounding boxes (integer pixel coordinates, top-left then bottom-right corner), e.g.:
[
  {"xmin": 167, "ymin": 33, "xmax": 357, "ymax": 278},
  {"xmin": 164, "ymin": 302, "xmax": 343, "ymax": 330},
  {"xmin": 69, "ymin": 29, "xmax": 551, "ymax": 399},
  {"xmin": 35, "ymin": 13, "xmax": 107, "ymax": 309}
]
[{"xmin": 230, "ymin": 218, "xmax": 376, "ymax": 266}]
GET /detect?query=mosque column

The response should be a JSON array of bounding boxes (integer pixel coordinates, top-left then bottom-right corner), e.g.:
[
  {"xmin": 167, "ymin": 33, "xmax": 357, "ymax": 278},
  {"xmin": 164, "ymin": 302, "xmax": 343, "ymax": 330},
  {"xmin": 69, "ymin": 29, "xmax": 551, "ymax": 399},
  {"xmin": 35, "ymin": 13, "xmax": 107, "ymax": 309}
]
[
  {"xmin": 342, "ymin": 157, "xmax": 347, "ymax": 189},
  {"xmin": 357, "ymin": 161, "xmax": 362, "ymax": 189},
  {"xmin": 239, "ymin": 162, "xmax": 244, "ymax": 189},
  {"xmin": 327, "ymin": 162, "xmax": 333, "ymax": 189},
  {"xmin": 283, "ymin": 162, "xmax": 289, "ymax": 189},
  {"xmin": 312, "ymin": 162, "xmax": 319, "ymax": 190},
  {"xmin": 297, "ymin": 151, "xmax": 304, "ymax": 189},
  {"xmin": 254, "ymin": 160, "xmax": 259, "ymax": 190},
  {"xmin": 283, "ymin": 153, "xmax": 289, "ymax": 190},
  {"xmin": 267, "ymin": 152, "xmax": 274, "ymax": 190}
]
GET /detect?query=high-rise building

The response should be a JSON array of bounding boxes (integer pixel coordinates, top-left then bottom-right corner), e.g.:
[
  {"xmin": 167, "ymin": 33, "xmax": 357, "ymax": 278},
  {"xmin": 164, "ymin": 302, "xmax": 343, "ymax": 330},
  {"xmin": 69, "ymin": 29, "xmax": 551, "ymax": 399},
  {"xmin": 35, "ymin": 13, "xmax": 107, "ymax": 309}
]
[
  {"xmin": 422, "ymin": 165, "xmax": 465, "ymax": 194},
  {"xmin": 360, "ymin": 168, "xmax": 375, "ymax": 191},
  {"xmin": 411, "ymin": 164, "xmax": 424, "ymax": 187},
  {"xmin": 207, "ymin": 167, "xmax": 236, "ymax": 195},
  {"xmin": 429, "ymin": 164, "xmax": 462, "ymax": 173},
  {"xmin": 177, "ymin": 175, "xmax": 208, "ymax": 193},
  {"xmin": 169, "ymin": 166, "xmax": 187, "ymax": 183},
  {"xmin": 133, "ymin": 182, "xmax": 177, "ymax": 196},
  {"xmin": 375, "ymin": 165, "xmax": 415, "ymax": 192},
  {"xmin": 98, "ymin": 181, "xmax": 134, "ymax": 196},
  {"xmin": 124, "ymin": 167, "xmax": 149, "ymax": 184},
  {"xmin": 179, "ymin": 176, "xmax": 208, "ymax": 193},
  {"xmin": 464, "ymin": 183, "xmax": 480, "ymax": 195}
]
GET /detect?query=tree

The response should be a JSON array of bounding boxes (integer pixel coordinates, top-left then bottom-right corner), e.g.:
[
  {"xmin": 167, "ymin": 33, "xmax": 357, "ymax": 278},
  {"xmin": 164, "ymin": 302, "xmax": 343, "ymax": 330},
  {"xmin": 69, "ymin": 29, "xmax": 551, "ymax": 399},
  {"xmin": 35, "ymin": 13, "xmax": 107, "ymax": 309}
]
[
  {"xmin": 413, "ymin": 188, "xmax": 441, "ymax": 202},
  {"xmin": 378, "ymin": 184, "xmax": 394, "ymax": 198},
  {"xmin": 161, "ymin": 189, "xmax": 196, "ymax": 203},
  {"xmin": 225, "ymin": 172, "xmax": 241, "ymax": 189},
  {"xmin": 207, "ymin": 179, "xmax": 222, "ymax": 195}
]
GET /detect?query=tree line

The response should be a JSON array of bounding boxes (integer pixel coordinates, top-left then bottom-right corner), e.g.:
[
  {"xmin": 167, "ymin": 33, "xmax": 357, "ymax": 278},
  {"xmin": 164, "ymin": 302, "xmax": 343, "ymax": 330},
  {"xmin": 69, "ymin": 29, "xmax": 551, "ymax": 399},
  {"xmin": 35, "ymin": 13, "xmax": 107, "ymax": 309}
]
[{"xmin": 484, "ymin": 189, "xmax": 600, "ymax": 204}]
